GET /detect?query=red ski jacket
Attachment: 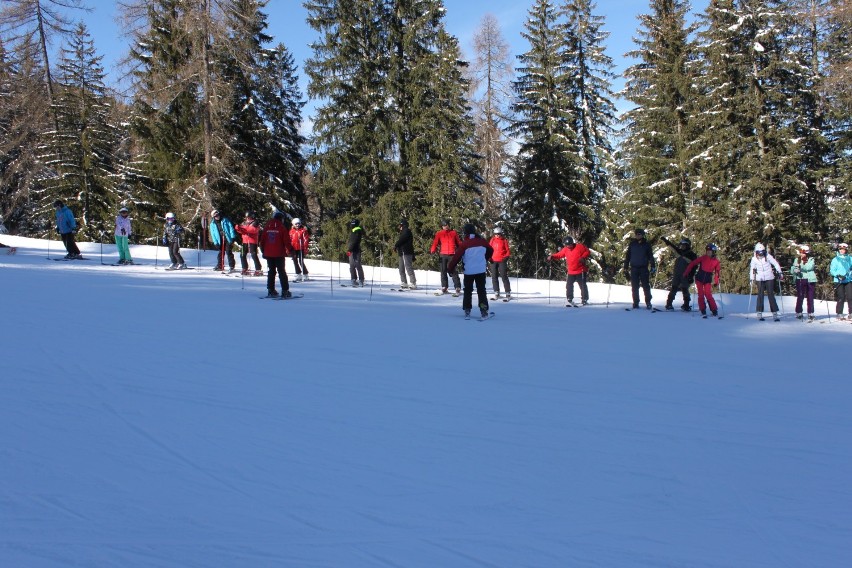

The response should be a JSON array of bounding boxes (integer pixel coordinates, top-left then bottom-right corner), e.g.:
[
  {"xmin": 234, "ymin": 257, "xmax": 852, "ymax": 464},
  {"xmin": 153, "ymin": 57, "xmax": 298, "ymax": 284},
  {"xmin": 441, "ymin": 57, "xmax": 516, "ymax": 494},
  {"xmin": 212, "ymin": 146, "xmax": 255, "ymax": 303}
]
[
  {"xmin": 260, "ymin": 219, "xmax": 291, "ymax": 258},
  {"xmin": 290, "ymin": 226, "xmax": 310, "ymax": 252},
  {"xmin": 489, "ymin": 235, "xmax": 511, "ymax": 262},
  {"xmin": 430, "ymin": 229, "xmax": 462, "ymax": 255},
  {"xmin": 235, "ymin": 221, "xmax": 261, "ymax": 245},
  {"xmin": 551, "ymin": 243, "xmax": 590, "ymax": 275}
]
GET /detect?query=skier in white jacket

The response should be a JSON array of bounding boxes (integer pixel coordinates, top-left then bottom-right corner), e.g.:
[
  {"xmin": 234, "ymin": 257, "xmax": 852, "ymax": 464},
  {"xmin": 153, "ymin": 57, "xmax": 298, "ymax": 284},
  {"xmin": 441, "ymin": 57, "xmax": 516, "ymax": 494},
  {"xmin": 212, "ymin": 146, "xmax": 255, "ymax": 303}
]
[{"xmin": 749, "ymin": 243, "xmax": 783, "ymax": 320}]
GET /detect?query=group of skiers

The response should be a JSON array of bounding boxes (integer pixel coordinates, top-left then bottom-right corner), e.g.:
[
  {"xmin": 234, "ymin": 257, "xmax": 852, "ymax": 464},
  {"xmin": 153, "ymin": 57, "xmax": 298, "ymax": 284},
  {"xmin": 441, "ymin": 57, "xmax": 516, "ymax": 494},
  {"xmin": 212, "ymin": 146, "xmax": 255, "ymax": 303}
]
[{"xmin": 51, "ymin": 204, "xmax": 852, "ymax": 321}]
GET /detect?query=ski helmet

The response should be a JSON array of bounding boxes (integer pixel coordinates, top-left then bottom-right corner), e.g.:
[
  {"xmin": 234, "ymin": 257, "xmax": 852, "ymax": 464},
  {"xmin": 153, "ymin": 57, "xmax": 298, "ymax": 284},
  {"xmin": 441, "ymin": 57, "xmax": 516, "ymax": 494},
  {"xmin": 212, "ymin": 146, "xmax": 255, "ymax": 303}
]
[
  {"xmin": 165, "ymin": 212, "xmax": 175, "ymax": 220},
  {"xmin": 246, "ymin": 210, "xmax": 256, "ymax": 219},
  {"xmin": 706, "ymin": 243, "xmax": 718, "ymax": 252},
  {"xmin": 349, "ymin": 219, "xmax": 359, "ymax": 227},
  {"xmin": 440, "ymin": 219, "xmax": 449, "ymax": 226},
  {"xmin": 211, "ymin": 209, "xmax": 220, "ymax": 218},
  {"xmin": 53, "ymin": 199, "xmax": 64, "ymax": 208},
  {"xmin": 634, "ymin": 228, "xmax": 645, "ymax": 237},
  {"xmin": 273, "ymin": 210, "xmax": 285, "ymax": 220},
  {"xmin": 462, "ymin": 223, "xmax": 476, "ymax": 237},
  {"xmin": 563, "ymin": 236, "xmax": 575, "ymax": 246},
  {"xmin": 292, "ymin": 217, "xmax": 301, "ymax": 226},
  {"xmin": 679, "ymin": 237, "xmax": 691, "ymax": 248},
  {"xmin": 799, "ymin": 244, "xmax": 810, "ymax": 254},
  {"xmin": 119, "ymin": 207, "xmax": 129, "ymax": 214},
  {"xmin": 493, "ymin": 227, "xmax": 503, "ymax": 235},
  {"xmin": 754, "ymin": 242, "xmax": 766, "ymax": 252},
  {"xmin": 840, "ymin": 243, "xmax": 849, "ymax": 250},
  {"xmin": 399, "ymin": 219, "xmax": 409, "ymax": 228}
]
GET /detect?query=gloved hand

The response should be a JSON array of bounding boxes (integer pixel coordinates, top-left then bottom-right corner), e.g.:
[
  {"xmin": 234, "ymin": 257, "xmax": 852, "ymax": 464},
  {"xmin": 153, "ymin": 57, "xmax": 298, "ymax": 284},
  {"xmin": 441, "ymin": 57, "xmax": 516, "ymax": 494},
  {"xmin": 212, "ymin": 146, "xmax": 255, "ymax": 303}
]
[
  {"xmin": 162, "ymin": 237, "xmax": 168, "ymax": 246},
  {"xmin": 778, "ymin": 273, "xmax": 784, "ymax": 281},
  {"xmin": 714, "ymin": 279, "xmax": 719, "ymax": 286},
  {"xmin": 650, "ymin": 267, "xmax": 657, "ymax": 276},
  {"xmin": 121, "ymin": 229, "xmax": 126, "ymax": 235},
  {"xmin": 55, "ymin": 228, "xmax": 60, "ymax": 234},
  {"xmin": 839, "ymin": 275, "xmax": 846, "ymax": 282}
]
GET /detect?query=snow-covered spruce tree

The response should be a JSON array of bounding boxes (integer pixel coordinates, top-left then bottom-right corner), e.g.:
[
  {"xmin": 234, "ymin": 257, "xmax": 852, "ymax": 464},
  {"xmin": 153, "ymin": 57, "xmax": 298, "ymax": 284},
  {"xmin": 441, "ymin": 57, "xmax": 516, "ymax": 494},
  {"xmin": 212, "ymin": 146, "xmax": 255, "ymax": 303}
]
[
  {"xmin": 692, "ymin": 0, "xmax": 807, "ymax": 292},
  {"xmin": 220, "ymin": 0, "xmax": 306, "ymax": 221},
  {"xmin": 619, "ymin": 0, "xmax": 698, "ymax": 251},
  {"xmin": 469, "ymin": 13, "xmax": 514, "ymax": 227},
  {"xmin": 507, "ymin": 0, "xmax": 585, "ymax": 278},
  {"xmin": 0, "ymin": 39, "xmax": 48, "ymax": 234},
  {"xmin": 41, "ymin": 22, "xmax": 121, "ymax": 241}
]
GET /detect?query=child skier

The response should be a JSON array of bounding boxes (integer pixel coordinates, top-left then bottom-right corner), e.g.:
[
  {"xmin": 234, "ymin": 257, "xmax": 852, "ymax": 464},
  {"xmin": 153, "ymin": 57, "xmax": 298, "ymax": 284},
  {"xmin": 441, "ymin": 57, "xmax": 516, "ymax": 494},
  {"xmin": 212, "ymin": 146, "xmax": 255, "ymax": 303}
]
[
  {"xmin": 791, "ymin": 245, "xmax": 817, "ymax": 322},
  {"xmin": 114, "ymin": 207, "xmax": 133, "ymax": 265},
  {"xmin": 683, "ymin": 244, "xmax": 720, "ymax": 317},
  {"xmin": 489, "ymin": 227, "xmax": 512, "ymax": 300},
  {"xmin": 162, "ymin": 212, "xmax": 186, "ymax": 269},
  {"xmin": 235, "ymin": 211, "xmax": 263, "ymax": 276},
  {"xmin": 830, "ymin": 243, "xmax": 852, "ymax": 320}
]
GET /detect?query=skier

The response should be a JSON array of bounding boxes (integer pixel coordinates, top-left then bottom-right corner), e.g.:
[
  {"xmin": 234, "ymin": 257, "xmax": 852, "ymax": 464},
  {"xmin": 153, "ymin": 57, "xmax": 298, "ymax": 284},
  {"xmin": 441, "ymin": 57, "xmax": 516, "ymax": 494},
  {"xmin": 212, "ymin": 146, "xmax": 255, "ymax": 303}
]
[
  {"xmin": 489, "ymin": 227, "xmax": 512, "ymax": 300},
  {"xmin": 259, "ymin": 211, "xmax": 291, "ymax": 298},
  {"xmin": 114, "ymin": 207, "xmax": 134, "ymax": 265},
  {"xmin": 661, "ymin": 236, "xmax": 697, "ymax": 311},
  {"xmin": 209, "ymin": 209, "xmax": 237, "ymax": 272},
  {"xmin": 683, "ymin": 244, "xmax": 721, "ymax": 317},
  {"xmin": 548, "ymin": 236, "xmax": 590, "ymax": 306},
  {"xmin": 235, "ymin": 211, "xmax": 263, "ymax": 276},
  {"xmin": 791, "ymin": 244, "xmax": 817, "ymax": 322},
  {"xmin": 448, "ymin": 223, "xmax": 494, "ymax": 319},
  {"xmin": 162, "ymin": 212, "xmax": 186, "ymax": 269},
  {"xmin": 623, "ymin": 228, "xmax": 656, "ymax": 309},
  {"xmin": 289, "ymin": 218, "xmax": 311, "ymax": 281},
  {"xmin": 829, "ymin": 242, "xmax": 852, "ymax": 320},
  {"xmin": 430, "ymin": 219, "xmax": 462, "ymax": 295},
  {"xmin": 53, "ymin": 200, "xmax": 82, "ymax": 259},
  {"xmin": 749, "ymin": 243, "xmax": 783, "ymax": 321},
  {"xmin": 346, "ymin": 219, "xmax": 365, "ymax": 287},
  {"xmin": 394, "ymin": 219, "xmax": 417, "ymax": 289}
]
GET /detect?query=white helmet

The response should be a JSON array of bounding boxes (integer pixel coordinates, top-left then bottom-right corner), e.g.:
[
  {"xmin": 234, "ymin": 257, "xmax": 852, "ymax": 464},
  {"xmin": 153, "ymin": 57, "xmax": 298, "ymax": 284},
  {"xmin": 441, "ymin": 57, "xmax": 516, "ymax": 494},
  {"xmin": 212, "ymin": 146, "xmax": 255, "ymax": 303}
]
[
  {"xmin": 799, "ymin": 244, "xmax": 810, "ymax": 253},
  {"xmin": 493, "ymin": 227, "xmax": 503, "ymax": 234},
  {"xmin": 165, "ymin": 212, "xmax": 175, "ymax": 220},
  {"xmin": 292, "ymin": 218, "xmax": 302, "ymax": 226},
  {"xmin": 754, "ymin": 243, "xmax": 765, "ymax": 252}
]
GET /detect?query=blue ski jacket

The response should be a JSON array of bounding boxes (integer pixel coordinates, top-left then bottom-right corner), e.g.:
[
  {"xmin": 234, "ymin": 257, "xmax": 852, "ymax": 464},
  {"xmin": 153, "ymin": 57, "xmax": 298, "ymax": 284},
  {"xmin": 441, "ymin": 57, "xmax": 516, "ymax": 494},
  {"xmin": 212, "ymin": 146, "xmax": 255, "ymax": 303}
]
[
  {"xmin": 829, "ymin": 252, "xmax": 852, "ymax": 283},
  {"xmin": 55, "ymin": 206, "xmax": 76, "ymax": 234},
  {"xmin": 209, "ymin": 217, "xmax": 236, "ymax": 246}
]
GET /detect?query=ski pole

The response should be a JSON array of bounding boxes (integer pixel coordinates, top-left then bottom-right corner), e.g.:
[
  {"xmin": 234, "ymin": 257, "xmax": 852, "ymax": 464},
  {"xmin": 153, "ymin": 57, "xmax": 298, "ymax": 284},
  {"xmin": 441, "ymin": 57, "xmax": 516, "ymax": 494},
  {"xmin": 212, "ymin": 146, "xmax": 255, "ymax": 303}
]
[
  {"xmin": 155, "ymin": 232, "xmax": 160, "ymax": 268},
  {"xmin": 547, "ymin": 260, "xmax": 552, "ymax": 304},
  {"xmin": 717, "ymin": 273, "xmax": 725, "ymax": 317},
  {"xmin": 47, "ymin": 229, "xmax": 51, "ymax": 259},
  {"xmin": 99, "ymin": 231, "xmax": 104, "ymax": 264},
  {"xmin": 747, "ymin": 280, "xmax": 754, "ymax": 319}
]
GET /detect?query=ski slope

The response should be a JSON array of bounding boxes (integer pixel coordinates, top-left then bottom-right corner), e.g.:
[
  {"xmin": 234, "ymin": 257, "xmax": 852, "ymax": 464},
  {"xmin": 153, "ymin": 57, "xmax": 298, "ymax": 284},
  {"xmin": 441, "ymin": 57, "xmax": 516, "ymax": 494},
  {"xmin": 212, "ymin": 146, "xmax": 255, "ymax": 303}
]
[{"xmin": 1, "ymin": 236, "xmax": 850, "ymax": 568}]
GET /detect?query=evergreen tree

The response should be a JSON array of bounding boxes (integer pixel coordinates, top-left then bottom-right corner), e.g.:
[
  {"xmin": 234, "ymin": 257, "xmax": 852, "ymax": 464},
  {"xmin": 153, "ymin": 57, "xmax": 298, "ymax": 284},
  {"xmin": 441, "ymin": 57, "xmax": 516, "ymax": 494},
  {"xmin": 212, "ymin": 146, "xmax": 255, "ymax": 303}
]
[{"xmin": 507, "ymin": 0, "xmax": 584, "ymax": 277}]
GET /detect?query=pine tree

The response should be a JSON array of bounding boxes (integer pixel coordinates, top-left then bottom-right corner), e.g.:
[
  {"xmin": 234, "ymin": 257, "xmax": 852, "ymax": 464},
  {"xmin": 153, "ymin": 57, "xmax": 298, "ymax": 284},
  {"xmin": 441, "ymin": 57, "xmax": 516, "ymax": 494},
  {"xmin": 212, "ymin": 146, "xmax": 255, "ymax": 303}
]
[
  {"xmin": 41, "ymin": 22, "xmax": 120, "ymax": 240},
  {"xmin": 507, "ymin": 0, "xmax": 585, "ymax": 277}
]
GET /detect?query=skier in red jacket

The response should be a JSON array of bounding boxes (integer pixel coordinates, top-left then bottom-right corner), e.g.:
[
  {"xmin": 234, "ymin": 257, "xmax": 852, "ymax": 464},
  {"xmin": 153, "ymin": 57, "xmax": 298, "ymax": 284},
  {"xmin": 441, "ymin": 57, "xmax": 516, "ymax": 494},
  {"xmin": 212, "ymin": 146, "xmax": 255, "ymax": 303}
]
[
  {"xmin": 235, "ymin": 211, "xmax": 263, "ymax": 275},
  {"xmin": 289, "ymin": 218, "xmax": 311, "ymax": 281},
  {"xmin": 489, "ymin": 227, "xmax": 512, "ymax": 300},
  {"xmin": 430, "ymin": 220, "xmax": 462, "ymax": 294},
  {"xmin": 683, "ymin": 244, "xmax": 721, "ymax": 317},
  {"xmin": 548, "ymin": 236, "xmax": 591, "ymax": 306},
  {"xmin": 259, "ymin": 211, "xmax": 292, "ymax": 298}
]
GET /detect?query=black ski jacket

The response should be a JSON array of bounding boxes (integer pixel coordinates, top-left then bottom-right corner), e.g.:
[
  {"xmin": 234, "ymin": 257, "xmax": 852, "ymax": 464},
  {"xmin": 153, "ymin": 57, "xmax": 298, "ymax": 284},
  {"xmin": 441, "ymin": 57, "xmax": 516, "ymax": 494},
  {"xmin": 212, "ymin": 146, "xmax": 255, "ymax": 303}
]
[{"xmin": 624, "ymin": 239, "xmax": 656, "ymax": 271}]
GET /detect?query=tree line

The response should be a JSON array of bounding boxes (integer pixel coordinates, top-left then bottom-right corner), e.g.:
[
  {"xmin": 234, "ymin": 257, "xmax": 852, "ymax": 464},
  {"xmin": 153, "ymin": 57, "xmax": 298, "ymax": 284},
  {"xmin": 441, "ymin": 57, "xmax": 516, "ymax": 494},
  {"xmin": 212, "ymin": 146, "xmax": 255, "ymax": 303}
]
[{"xmin": 1, "ymin": 0, "xmax": 849, "ymax": 293}]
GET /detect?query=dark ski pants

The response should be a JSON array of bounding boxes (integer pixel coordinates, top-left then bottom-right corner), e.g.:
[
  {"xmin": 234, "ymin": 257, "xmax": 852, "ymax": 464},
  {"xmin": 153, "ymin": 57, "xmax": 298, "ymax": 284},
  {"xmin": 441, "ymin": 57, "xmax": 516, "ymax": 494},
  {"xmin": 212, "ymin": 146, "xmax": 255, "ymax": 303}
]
[
  {"xmin": 241, "ymin": 243, "xmax": 261, "ymax": 271},
  {"xmin": 216, "ymin": 243, "xmax": 235, "ymax": 270},
  {"xmin": 292, "ymin": 249, "xmax": 309, "ymax": 275},
  {"xmin": 61, "ymin": 232, "xmax": 80, "ymax": 256},
  {"xmin": 566, "ymin": 272, "xmax": 589, "ymax": 303},
  {"xmin": 630, "ymin": 266, "xmax": 652, "ymax": 306},
  {"xmin": 666, "ymin": 274, "xmax": 691, "ymax": 309},
  {"xmin": 836, "ymin": 281, "xmax": 852, "ymax": 315},
  {"xmin": 266, "ymin": 256, "xmax": 289, "ymax": 294},
  {"xmin": 439, "ymin": 254, "xmax": 461, "ymax": 291},
  {"xmin": 398, "ymin": 253, "xmax": 416, "ymax": 285},
  {"xmin": 492, "ymin": 260, "xmax": 511, "ymax": 294},
  {"xmin": 349, "ymin": 251, "xmax": 364, "ymax": 283},
  {"xmin": 463, "ymin": 272, "xmax": 489, "ymax": 313},
  {"xmin": 168, "ymin": 240, "xmax": 184, "ymax": 265},
  {"xmin": 795, "ymin": 279, "xmax": 815, "ymax": 314},
  {"xmin": 755, "ymin": 279, "xmax": 778, "ymax": 313}
]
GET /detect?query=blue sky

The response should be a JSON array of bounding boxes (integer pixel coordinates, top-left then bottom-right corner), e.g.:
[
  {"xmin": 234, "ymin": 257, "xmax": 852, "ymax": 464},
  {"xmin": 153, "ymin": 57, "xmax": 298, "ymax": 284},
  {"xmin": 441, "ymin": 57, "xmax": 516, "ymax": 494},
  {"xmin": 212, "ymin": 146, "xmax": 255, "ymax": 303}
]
[{"xmin": 76, "ymin": 0, "xmax": 691, "ymax": 118}]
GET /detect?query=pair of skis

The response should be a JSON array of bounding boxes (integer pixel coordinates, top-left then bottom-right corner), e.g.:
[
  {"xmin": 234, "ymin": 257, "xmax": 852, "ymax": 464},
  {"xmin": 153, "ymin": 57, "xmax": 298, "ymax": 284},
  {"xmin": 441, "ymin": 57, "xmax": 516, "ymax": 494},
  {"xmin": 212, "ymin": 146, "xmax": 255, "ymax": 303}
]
[{"xmin": 465, "ymin": 311, "xmax": 495, "ymax": 321}]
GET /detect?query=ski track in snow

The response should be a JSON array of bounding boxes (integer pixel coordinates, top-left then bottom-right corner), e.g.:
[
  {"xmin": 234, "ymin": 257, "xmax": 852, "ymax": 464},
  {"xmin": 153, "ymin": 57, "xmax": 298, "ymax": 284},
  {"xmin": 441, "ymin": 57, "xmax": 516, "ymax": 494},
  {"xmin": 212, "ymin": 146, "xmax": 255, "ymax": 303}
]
[{"xmin": 1, "ymin": 236, "xmax": 851, "ymax": 567}]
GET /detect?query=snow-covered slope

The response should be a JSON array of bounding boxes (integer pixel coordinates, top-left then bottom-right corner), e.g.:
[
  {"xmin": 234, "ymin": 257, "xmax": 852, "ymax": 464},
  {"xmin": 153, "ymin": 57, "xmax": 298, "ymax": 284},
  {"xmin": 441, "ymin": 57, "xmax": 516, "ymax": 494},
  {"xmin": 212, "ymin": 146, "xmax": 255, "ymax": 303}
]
[{"xmin": 1, "ymin": 236, "xmax": 850, "ymax": 568}]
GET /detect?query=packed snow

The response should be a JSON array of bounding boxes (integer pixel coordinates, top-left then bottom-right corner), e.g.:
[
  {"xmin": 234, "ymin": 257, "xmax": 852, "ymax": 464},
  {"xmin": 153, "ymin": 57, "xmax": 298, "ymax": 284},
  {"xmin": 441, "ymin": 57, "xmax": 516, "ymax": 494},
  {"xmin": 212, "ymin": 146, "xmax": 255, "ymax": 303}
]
[{"xmin": 1, "ymin": 235, "xmax": 850, "ymax": 568}]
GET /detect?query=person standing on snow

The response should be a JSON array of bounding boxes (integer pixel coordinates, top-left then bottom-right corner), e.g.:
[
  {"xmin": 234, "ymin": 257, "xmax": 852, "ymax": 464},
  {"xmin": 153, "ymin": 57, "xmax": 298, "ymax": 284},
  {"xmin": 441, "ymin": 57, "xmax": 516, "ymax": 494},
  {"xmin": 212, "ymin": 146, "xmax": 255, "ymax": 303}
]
[
  {"xmin": 289, "ymin": 218, "xmax": 311, "ymax": 281},
  {"xmin": 749, "ymin": 243, "xmax": 783, "ymax": 321},
  {"xmin": 259, "ymin": 211, "xmax": 291, "ymax": 298},
  {"xmin": 830, "ymin": 242, "xmax": 852, "ymax": 320},
  {"xmin": 548, "ymin": 236, "xmax": 590, "ymax": 307},
  {"xmin": 489, "ymin": 227, "xmax": 512, "ymax": 300},
  {"xmin": 235, "ymin": 211, "xmax": 263, "ymax": 276},
  {"xmin": 346, "ymin": 219, "xmax": 365, "ymax": 287},
  {"xmin": 54, "ymin": 200, "xmax": 82, "ymax": 259},
  {"xmin": 162, "ymin": 212, "xmax": 186, "ymax": 269},
  {"xmin": 661, "ymin": 236, "xmax": 697, "ymax": 311},
  {"xmin": 209, "ymin": 209, "xmax": 237, "ymax": 272},
  {"xmin": 683, "ymin": 244, "xmax": 721, "ymax": 317},
  {"xmin": 394, "ymin": 219, "xmax": 417, "ymax": 290},
  {"xmin": 114, "ymin": 207, "xmax": 134, "ymax": 265},
  {"xmin": 791, "ymin": 245, "xmax": 817, "ymax": 322},
  {"xmin": 430, "ymin": 219, "xmax": 462, "ymax": 295},
  {"xmin": 624, "ymin": 228, "xmax": 656, "ymax": 309},
  {"xmin": 448, "ymin": 223, "xmax": 494, "ymax": 319}
]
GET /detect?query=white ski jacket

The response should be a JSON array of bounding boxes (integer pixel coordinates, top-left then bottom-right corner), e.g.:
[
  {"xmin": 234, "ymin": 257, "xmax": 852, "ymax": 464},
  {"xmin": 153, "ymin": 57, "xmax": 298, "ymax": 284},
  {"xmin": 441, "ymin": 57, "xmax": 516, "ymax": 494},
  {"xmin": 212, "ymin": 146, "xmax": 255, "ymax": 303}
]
[{"xmin": 749, "ymin": 253, "xmax": 782, "ymax": 282}]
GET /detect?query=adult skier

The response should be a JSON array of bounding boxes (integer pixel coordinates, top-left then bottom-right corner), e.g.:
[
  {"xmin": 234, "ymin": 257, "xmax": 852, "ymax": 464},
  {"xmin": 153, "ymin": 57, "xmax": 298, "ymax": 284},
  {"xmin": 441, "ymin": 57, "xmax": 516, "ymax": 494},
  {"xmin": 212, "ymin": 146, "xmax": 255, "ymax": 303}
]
[
  {"xmin": 394, "ymin": 219, "xmax": 417, "ymax": 290},
  {"xmin": 548, "ymin": 236, "xmax": 590, "ymax": 306},
  {"xmin": 53, "ymin": 200, "xmax": 82, "ymax": 259},
  {"xmin": 448, "ymin": 223, "xmax": 494, "ymax": 319},
  {"xmin": 489, "ymin": 227, "xmax": 511, "ymax": 300},
  {"xmin": 624, "ymin": 228, "xmax": 656, "ymax": 309},
  {"xmin": 259, "ymin": 211, "xmax": 291, "ymax": 298},
  {"xmin": 346, "ymin": 219, "xmax": 365, "ymax": 287},
  {"xmin": 209, "ymin": 209, "xmax": 237, "ymax": 272},
  {"xmin": 430, "ymin": 220, "xmax": 462, "ymax": 295},
  {"xmin": 749, "ymin": 243, "xmax": 783, "ymax": 321},
  {"xmin": 830, "ymin": 242, "xmax": 852, "ymax": 320},
  {"xmin": 235, "ymin": 211, "xmax": 263, "ymax": 275},
  {"xmin": 290, "ymin": 218, "xmax": 311, "ymax": 281},
  {"xmin": 683, "ymin": 244, "xmax": 720, "ymax": 317},
  {"xmin": 162, "ymin": 212, "xmax": 186, "ymax": 269},
  {"xmin": 791, "ymin": 245, "xmax": 817, "ymax": 321},
  {"xmin": 661, "ymin": 237, "xmax": 697, "ymax": 311}
]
